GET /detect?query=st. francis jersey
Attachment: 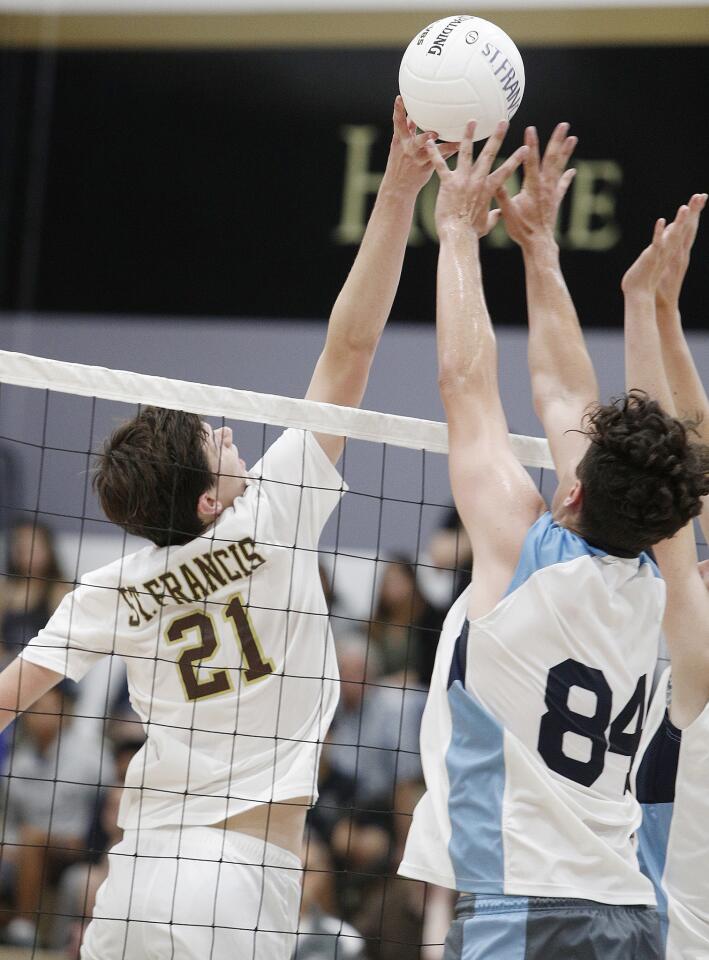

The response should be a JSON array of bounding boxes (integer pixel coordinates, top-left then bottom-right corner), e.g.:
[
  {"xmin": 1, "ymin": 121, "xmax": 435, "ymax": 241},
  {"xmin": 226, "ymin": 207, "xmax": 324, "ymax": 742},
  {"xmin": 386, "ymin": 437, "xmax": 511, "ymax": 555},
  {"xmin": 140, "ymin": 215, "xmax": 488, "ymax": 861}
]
[
  {"xmin": 399, "ymin": 512, "xmax": 664, "ymax": 904},
  {"xmin": 22, "ymin": 429, "xmax": 345, "ymax": 830},
  {"xmin": 635, "ymin": 668, "xmax": 709, "ymax": 958}
]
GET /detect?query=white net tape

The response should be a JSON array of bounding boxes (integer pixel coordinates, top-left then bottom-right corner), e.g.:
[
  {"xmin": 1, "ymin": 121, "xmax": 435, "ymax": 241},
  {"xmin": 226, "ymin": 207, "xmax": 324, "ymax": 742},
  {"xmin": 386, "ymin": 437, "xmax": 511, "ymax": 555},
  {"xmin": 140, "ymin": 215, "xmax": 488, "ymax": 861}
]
[{"xmin": 0, "ymin": 350, "xmax": 555, "ymax": 470}]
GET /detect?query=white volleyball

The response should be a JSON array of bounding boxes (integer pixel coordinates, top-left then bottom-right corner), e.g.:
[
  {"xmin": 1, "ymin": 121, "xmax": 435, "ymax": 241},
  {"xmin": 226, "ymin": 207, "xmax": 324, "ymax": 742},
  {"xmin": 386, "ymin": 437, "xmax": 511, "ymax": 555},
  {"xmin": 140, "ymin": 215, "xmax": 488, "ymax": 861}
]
[{"xmin": 399, "ymin": 14, "xmax": 525, "ymax": 142}]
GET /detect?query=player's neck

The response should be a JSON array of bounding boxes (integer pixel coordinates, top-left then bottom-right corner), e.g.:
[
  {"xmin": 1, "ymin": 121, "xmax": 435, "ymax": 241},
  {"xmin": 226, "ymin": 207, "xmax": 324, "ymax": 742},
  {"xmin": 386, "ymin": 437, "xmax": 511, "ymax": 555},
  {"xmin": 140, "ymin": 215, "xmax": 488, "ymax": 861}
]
[{"xmin": 551, "ymin": 503, "xmax": 584, "ymax": 539}]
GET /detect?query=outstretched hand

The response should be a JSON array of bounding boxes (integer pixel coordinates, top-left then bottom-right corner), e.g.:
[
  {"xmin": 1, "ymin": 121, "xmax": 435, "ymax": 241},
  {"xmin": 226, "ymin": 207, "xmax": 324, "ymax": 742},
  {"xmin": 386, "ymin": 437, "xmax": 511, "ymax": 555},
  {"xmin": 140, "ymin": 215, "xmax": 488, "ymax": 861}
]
[
  {"xmin": 425, "ymin": 119, "xmax": 528, "ymax": 239},
  {"xmin": 495, "ymin": 123, "xmax": 577, "ymax": 247},
  {"xmin": 656, "ymin": 192, "xmax": 707, "ymax": 305},
  {"xmin": 387, "ymin": 96, "xmax": 460, "ymax": 192},
  {"xmin": 621, "ymin": 203, "xmax": 694, "ymax": 295}
]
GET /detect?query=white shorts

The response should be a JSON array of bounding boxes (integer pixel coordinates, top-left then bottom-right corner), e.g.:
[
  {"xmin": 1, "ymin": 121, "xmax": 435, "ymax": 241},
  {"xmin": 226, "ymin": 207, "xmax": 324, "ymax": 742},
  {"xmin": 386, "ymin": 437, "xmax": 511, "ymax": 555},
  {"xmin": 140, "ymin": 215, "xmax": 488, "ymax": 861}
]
[{"xmin": 81, "ymin": 826, "xmax": 302, "ymax": 960}]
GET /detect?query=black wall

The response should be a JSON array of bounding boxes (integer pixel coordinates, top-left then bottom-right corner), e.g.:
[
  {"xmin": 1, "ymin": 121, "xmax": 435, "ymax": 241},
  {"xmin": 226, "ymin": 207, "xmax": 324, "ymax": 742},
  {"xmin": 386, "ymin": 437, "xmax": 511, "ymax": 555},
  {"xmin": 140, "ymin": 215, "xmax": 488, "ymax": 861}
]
[{"xmin": 1, "ymin": 46, "xmax": 707, "ymax": 325}]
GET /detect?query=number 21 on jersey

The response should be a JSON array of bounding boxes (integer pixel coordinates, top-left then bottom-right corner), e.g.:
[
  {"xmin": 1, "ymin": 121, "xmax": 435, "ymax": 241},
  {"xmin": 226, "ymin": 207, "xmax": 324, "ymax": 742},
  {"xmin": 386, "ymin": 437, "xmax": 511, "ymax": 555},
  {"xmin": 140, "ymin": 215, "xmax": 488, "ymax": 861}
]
[{"xmin": 165, "ymin": 593, "xmax": 275, "ymax": 702}]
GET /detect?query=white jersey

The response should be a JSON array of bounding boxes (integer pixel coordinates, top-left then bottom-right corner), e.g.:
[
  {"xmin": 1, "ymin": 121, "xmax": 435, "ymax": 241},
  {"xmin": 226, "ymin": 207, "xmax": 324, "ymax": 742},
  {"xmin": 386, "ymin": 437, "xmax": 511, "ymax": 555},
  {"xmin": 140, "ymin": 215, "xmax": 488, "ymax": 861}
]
[
  {"xmin": 399, "ymin": 511, "xmax": 664, "ymax": 904},
  {"xmin": 635, "ymin": 668, "xmax": 709, "ymax": 959},
  {"xmin": 22, "ymin": 428, "xmax": 345, "ymax": 830}
]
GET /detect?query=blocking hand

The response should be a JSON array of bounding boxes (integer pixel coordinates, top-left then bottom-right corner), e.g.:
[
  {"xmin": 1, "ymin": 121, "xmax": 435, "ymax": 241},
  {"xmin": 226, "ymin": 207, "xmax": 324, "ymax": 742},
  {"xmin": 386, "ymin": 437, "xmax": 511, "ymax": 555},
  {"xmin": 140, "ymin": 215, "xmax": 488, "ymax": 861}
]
[
  {"xmin": 387, "ymin": 96, "xmax": 460, "ymax": 192},
  {"xmin": 656, "ymin": 192, "xmax": 707, "ymax": 306},
  {"xmin": 495, "ymin": 123, "xmax": 577, "ymax": 247},
  {"xmin": 425, "ymin": 119, "xmax": 528, "ymax": 239},
  {"xmin": 622, "ymin": 203, "xmax": 693, "ymax": 295}
]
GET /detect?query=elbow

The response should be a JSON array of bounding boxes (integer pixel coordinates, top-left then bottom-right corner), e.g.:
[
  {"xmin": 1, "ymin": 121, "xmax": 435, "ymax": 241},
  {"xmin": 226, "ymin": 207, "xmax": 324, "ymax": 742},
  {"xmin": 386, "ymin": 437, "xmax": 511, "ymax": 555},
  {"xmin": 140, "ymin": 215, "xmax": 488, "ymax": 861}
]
[
  {"xmin": 532, "ymin": 390, "xmax": 552, "ymax": 424},
  {"xmin": 531, "ymin": 375, "xmax": 585, "ymax": 419},
  {"xmin": 438, "ymin": 366, "xmax": 477, "ymax": 400},
  {"xmin": 438, "ymin": 346, "xmax": 494, "ymax": 397},
  {"xmin": 328, "ymin": 322, "xmax": 382, "ymax": 358},
  {"xmin": 322, "ymin": 336, "xmax": 377, "ymax": 373}
]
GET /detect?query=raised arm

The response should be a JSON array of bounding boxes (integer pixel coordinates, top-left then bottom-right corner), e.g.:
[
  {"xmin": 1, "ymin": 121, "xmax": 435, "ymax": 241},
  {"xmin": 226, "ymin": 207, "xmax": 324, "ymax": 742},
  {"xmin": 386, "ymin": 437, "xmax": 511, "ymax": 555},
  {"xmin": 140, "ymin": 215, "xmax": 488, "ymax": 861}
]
[
  {"xmin": 426, "ymin": 122, "xmax": 544, "ymax": 620},
  {"xmin": 623, "ymin": 203, "xmax": 709, "ymax": 727},
  {"xmin": 654, "ymin": 193, "xmax": 709, "ymax": 542},
  {"xmin": 306, "ymin": 97, "xmax": 458, "ymax": 462},
  {"xmin": 496, "ymin": 125, "xmax": 598, "ymax": 490}
]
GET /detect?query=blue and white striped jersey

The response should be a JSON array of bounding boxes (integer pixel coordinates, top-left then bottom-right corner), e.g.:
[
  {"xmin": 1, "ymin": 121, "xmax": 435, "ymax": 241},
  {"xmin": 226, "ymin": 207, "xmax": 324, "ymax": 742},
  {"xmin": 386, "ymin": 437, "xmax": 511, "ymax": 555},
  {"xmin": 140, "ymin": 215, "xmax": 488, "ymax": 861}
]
[{"xmin": 399, "ymin": 511, "xmax": 664, "ymax": 904}]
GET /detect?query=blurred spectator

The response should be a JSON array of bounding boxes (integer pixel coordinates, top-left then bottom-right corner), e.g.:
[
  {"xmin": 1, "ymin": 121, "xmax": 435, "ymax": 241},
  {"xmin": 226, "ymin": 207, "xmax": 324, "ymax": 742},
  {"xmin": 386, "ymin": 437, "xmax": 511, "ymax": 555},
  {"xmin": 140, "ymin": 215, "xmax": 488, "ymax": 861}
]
[
  {"xmin": 53, "ymin": 717, "xmax": 143, "ymax": 953},
  {"xmin": 0, "ymin": 684, "xmax": 105, "ymax": 947},
  {"xmin": 308, "ymin": 737, "xmax": 358, "ymax": 847},
  {"xmin": 420, "ymin": 885, "xmax": 456, "ymax": 960},
  {"xmin": 294, "ymin": 832, "xmax": 366, "ymax": 960},
  {"xmin": 424, "ymin": 507, "xmax": 472, "ymax": 609},
  {"xmin": 0, "ymin": 521, "xmax": 70, "ymax": 665},
  {"xmin": 369, "ymin": 556, "xmax": 443, "ymax": 683},
  {"xmin": 319, "ymin": 558, "xmax": 358, "ymax": 640},
  {"xmin": 325, "ymin": 631, "xmax": 426, "ymax": 813},
  {"xmin": 320, "ymin": 633, "xmax": 427, "ymax": 953},
  {"xmin": 57, "ymin": 785, "xmax": 123, "ymax": 957}
]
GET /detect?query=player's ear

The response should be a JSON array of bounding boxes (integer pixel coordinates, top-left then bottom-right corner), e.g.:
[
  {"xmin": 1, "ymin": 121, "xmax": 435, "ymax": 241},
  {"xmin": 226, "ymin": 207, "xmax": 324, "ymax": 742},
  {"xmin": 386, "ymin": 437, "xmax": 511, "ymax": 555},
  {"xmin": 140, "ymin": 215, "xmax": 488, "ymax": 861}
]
[
  {"xmin": 197, "ymin": 490, "xmax": 223, "ymax": 522},
  {"xmin": 563, "ymin": 479, "xmax": 584, "ymax": 510}
]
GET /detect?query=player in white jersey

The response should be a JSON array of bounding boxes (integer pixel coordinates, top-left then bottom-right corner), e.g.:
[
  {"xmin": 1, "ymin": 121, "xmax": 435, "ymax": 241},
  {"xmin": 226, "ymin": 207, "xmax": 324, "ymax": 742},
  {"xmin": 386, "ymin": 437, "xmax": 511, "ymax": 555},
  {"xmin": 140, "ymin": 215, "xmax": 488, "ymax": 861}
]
[
  {"xmin": 624, "ymin": 192, "xmax": 709, "ymax": 959},
  {"xmin": 399, "ymin": 122, "xmax": 709, "ymax": 959},
  {"xmin": 0, "ymin": 99, "xmax": 456, "ymax": 958}
]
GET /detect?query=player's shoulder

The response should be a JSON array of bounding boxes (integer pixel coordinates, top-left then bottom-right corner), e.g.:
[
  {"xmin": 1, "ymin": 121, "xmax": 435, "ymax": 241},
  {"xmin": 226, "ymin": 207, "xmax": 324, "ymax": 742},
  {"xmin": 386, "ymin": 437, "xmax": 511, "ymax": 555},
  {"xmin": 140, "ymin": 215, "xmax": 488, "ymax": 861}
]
[
  {"xmin": 249, "ymin": 428, "xmax": 344, "ymax": 489},
  {"xmin": 506, "ymin": 511, "xmax": 660, "ymax": 597},
  {"xmin": 77, "ymin": 544, "xmax": 152, "ymax": 591},
  {"xmin": 249, "ymin": 427, "xmax": 307, "ymax": 477}
]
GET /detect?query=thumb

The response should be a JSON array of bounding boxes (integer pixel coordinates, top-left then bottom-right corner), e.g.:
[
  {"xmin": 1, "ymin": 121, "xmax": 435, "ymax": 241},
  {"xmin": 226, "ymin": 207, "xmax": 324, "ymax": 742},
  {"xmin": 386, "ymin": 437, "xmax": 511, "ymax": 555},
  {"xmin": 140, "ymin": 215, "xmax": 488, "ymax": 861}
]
[
  {"xmin": 495, "ymin": 184, "xmax": 512, "ymax": 216},
  {"xmin": 485, "ymin": 209, "xmax": 503, "ymax": 234}
]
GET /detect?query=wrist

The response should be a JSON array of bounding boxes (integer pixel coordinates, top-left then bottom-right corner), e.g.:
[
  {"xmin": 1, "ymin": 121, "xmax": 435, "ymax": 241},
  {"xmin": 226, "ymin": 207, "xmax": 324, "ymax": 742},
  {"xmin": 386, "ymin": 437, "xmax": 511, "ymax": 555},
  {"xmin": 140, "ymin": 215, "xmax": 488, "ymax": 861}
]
[
  {"xmin": 521, "ymin": 235, "xmax": 560, "ymax": 262},
  {"xmin": 379, "ymin": 161, "xmax": 426, "ymax": 203},
  {"xmin": 623, "ymin": 283, "xmax": 655, "ymax": 303},
  {"xmin": 438, "ymin": 221, "xmax": 479, "ymax": 247},
  {"xmin": 656, "ymin": 292, "xmax": 681, "ymax": 314}
]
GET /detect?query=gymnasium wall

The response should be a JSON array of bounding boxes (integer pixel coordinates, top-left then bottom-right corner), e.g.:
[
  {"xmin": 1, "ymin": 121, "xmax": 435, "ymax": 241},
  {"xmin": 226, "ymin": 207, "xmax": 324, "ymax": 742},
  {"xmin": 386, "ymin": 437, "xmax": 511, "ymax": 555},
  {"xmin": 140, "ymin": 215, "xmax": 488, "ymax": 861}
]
[{"xmin": 0, "ymin": 35, "xmax": 707, "ymax": 325}]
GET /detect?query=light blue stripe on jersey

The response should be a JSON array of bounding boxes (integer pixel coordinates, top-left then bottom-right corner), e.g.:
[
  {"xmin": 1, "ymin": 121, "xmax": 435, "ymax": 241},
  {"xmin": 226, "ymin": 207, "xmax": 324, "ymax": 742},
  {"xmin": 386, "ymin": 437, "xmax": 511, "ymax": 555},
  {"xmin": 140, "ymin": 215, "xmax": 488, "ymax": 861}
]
[
  {"xmin": 446, "ymin": 672, "xmax": 506, "ymax": 893},
  {"xmin": 461, "ymin": 897, "xmax": 529, "ymax": 960},
  {"xmin": 504, "ymin": 512, "xmax": 659, "ymax": 599},
  {"xmin": 638, "ymin": 803, "xmax": 673, "ymax": 947}
]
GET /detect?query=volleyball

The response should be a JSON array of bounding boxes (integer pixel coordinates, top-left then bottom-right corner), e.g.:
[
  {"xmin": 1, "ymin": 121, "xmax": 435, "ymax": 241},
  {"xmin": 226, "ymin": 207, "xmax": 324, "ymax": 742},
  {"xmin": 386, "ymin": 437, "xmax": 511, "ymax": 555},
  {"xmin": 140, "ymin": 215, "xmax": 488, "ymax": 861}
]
[{"xmin": 399, "ymin": 14, "xmax": 525, "ymax": 142}]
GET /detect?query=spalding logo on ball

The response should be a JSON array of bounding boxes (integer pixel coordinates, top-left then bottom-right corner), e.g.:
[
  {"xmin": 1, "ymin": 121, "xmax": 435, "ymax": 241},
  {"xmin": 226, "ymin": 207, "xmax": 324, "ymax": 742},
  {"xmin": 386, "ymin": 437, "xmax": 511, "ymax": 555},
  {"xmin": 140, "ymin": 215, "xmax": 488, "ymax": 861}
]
[{"xmin": 399, "ymin": 14, "xmax": 525, "ymax": 142}]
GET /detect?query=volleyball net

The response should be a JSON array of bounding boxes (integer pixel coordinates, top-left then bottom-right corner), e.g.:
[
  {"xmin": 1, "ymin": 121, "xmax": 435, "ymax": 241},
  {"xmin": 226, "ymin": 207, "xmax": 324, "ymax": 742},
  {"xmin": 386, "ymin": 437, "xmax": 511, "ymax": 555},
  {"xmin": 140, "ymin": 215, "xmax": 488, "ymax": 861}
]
[{"xmin": 0, "ymin": 350, "xmax": 670, "ymax": 959}]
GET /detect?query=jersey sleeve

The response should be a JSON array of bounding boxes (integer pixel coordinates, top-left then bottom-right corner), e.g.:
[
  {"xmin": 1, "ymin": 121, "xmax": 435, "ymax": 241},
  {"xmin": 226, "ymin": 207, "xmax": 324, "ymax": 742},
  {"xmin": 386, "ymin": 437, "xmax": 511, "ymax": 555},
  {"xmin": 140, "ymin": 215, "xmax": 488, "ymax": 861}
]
[
  {"xmin": 248, "ymin": 428, "xmax": 347, "ymax": 548},
  {"xmin": 20, "ymin": 578, "xmax": 118, "ymax": 683}
]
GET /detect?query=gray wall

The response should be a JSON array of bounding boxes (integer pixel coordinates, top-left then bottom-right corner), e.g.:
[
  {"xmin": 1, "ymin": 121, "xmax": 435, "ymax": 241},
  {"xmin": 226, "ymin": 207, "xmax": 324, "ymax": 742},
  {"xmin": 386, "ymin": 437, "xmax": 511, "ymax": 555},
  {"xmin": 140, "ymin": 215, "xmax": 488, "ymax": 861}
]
[{"xmin": 1, "ymin": 313, "xmax": 708, "ymax": 565}]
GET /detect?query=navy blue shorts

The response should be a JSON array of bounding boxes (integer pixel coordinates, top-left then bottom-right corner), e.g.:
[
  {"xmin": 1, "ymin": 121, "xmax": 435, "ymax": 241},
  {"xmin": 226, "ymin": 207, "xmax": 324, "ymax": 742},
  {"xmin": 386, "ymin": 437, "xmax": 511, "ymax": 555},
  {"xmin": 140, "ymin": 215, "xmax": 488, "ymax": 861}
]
[{"xmin": 444, "ymin": 894, "xmax": 662, "ymax": 960}]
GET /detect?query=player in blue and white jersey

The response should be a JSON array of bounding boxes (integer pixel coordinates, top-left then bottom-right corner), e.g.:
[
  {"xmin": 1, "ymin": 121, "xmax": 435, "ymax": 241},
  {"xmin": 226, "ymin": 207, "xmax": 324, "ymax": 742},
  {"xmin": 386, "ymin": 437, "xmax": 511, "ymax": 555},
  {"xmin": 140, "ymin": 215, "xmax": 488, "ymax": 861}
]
[
  {"xmin": 624, "ymin": 192, "xmax": 709, "ymax": 960},
  {"xmin": 0, "ymin": 100, "xmax": 455, "ymax": 958},
  {"xmin": 398, "ymin": 122, "xmax": 709, "ymax": 959}
]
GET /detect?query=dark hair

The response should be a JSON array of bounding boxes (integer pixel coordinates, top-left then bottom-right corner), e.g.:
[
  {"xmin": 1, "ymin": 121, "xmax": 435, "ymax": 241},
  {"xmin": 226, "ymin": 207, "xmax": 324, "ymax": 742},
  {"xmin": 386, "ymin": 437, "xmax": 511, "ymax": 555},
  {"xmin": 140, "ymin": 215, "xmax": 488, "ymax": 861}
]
[
  {"xmin": 93, "ymin": 407, "xmax": 214, "ymax": 547},
  {"xmin": 577, "ymin": 391, "xmax": 709, "ymax": 555},
  {"xmin": 373, "ymin": 553, "xmax": 424, "ymax": 623},
  {"xmin": 6, "ymin": 520, "xmax": 63, "ymax": 585}
]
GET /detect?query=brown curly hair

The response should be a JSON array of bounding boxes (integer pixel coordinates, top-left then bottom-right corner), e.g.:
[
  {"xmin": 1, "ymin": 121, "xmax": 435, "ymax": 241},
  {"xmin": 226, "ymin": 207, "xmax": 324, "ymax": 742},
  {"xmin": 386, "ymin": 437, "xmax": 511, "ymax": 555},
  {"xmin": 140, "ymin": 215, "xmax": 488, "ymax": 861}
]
[
  {"xmin": 576, "ymin": 391, "xmax": 709, "ymax": 555},
  {"xmin": 93, "ymin": 407, "xmax": 214, "ymax": 548}
]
